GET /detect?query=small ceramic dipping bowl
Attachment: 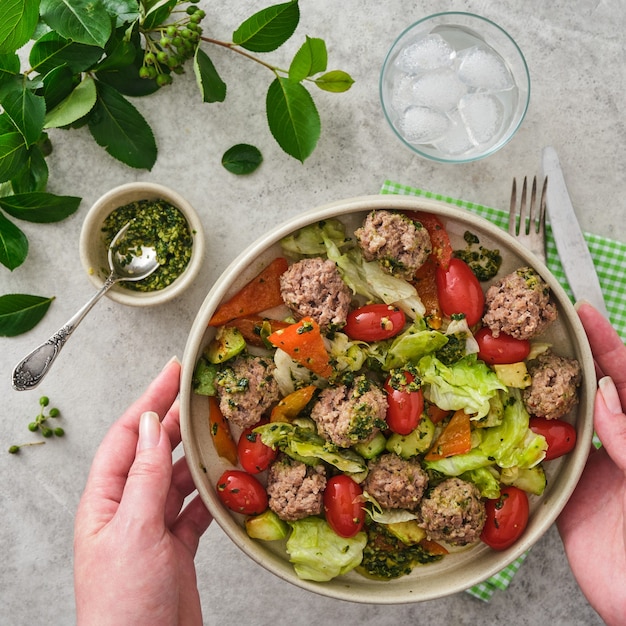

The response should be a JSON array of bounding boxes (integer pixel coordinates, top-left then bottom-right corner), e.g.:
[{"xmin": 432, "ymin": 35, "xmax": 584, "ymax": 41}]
[{"xmin": 79, "ymin": 182, "xmax": 205, "ymax": 306}]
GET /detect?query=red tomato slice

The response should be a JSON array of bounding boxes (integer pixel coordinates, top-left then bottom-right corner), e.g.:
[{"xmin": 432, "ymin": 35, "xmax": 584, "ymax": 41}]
[
  {"xmin": 323, "ymin": 475, "xmax": 365, "ymax": 538},
  {"xmin": 237, "ymin": 421, "xmax": 278, "ymax": 474},
  {"xmin": 475, "ymin": 327, "xmax": 531, "ymax": 365},
  {"xmin": 344, "ymin": 304, "xmax": 406, "ymax": 342},
  {"xmin": 384, "ymin": 371, "xmax": 424, "ymax": 435},
  {"xmin": 435, "ymin": 258, "xmax": 485, "ymax": 326},
  {"xmin": 216, "ymin": 470, "xmax": 268, "ymax": 515},
  {"xmin": 481, "ymin": 486, "xmax": 529, "ymax": 550},
  {"xmin": 529, "ymin": 416, "xmax": 577, "ymax": 461}
]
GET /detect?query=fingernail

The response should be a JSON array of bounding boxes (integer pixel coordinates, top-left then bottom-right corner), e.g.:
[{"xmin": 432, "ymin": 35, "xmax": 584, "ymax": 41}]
[
  {"xmin": 138, "ymin": 411, "xmax": 161, "ymax": 450},
  {"xmin": 163, "ymin": 355, "xmax": 181, "ymax": 370},
  {"xmin": 599, "ymin": 376, "xmax": 622, "ymax": 415}
]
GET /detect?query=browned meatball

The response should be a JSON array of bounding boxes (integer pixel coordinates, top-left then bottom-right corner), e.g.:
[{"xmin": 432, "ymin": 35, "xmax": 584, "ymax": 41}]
[
  {"xmin": 363, "ymin": 453, "xmax": 429, "ymax": 511},
  {"xmin": 523, "ymin": 350, "xmax": 582, "ymax": 419},
  {"xmin": 482, "ymin": 267, "xmax": 558, "ymax": 340},
  {"xmin": 419, "ymin": 477, "xmax": 485, "ymax": 546},
  {"xmin": 279, "ymin": 257, "xmax": 351, "ymax": 329},
  {"xmin": 355, "ymin": 210, "xmax": 432, "ymax": 280}
]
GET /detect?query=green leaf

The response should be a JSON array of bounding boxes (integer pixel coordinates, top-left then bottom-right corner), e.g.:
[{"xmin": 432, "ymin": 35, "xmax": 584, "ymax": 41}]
[
  {"xmin": 314, "ymin": 70, "xmax": 355, "ymax": 93},
  {"xmin": 0, "ymin": 293, "xmax": 54, "ymax": 336},
  {"xmin": 0, "ymin": 53, "xmax": 20, "ymax": 86},
  {"xmin": 222, "ymin": 144, "xmax": 263, "ymax": 175},
  {"xmin": 141, "ymin": 0, "xmax": 177, "ymax": 30},
  {"xmin": 29, "ymin": 31, "xmax": 103, "ymax": 74},
  {"xmin": 0, "ymin": 211, "xmax": 28, "ymax": 270},
  {"xmin": 0, "ymin": 82, "xmax": 46, "ymax": 145},
  {"xmin": 44, "ymin": 75, "xmax": 97, "ymax": 128},
  {"xmin": 88, "ymin": 80, "xmax": 157, "ymax": 169},
  {"xmin": 96, "ymin": 63, "xmax": 160, "ymax": 97},
  {"xmin": 0, "ymin": 191, "xmax": 81, "ymax": 223},
  {"xmin": 233, "ymin": 0, "xmax": 300, "ymax": 53},
  {"xmin": 0, "ymin": 130, "xmax": 28, "ymax": 183},
  {"xmin": 0, "ymin": 0, "xmax": 40, "ymax": 54},
  {"xmin": 10, "ymin": 145, "xmax": 49, "ymax": 193},
  {"xmin": 41, "ymin": 64, "xmax": 77, "ymax": 111},
  {"xmin": 40, "ymin": 0, "xmax": 112, "ymax": 48},
  {"xmin": 266, "ymin": 77, "xmax": 320, "ymax": 162},
  {"xmin": 101, "ymin": 0, "xmax": 140, "ymax": 27},
  {"xmin": 193, "ymin": 48, "xmax": 226, "ymax": 103},
  {"xmin": 93, "ymin": 27, "xmax": 137, "ymax": 72},
  {"xmin": 289, "ymin": 37, "xmax": 327, "ymax": 82}
]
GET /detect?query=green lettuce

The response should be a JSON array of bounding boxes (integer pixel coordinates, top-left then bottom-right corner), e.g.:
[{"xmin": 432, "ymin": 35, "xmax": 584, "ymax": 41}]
[{"xmin": 286, "ymin": 517, "xmax": 367, "ymax": 581}]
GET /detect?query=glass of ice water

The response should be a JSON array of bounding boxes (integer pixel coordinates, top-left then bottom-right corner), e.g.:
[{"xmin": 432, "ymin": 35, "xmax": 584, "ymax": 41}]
[{"xmin": 380, "ymin": 13, "xmax": 530, "ymax": 163}]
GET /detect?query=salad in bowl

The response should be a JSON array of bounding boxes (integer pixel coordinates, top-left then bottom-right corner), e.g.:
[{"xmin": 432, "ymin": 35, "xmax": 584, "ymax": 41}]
[{"xmin": 180, "ymin": 195, "xmax": 594, "ymax": 602}]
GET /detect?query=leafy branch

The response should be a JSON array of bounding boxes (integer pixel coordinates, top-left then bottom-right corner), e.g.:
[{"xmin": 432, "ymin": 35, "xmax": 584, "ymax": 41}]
[{"xmin": 0, "ymin": 0, "xmax": 354, "ymax": 336}]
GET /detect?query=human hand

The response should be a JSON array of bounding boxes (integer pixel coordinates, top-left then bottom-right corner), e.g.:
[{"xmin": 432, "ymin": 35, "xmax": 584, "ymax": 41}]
[
  {"xmin": 557, "ymin": 302, "xmax": 626, "ymax": 625},
  {"xmin": 74, "ymin": 358, "xmax": 213, "ymax": 626}
]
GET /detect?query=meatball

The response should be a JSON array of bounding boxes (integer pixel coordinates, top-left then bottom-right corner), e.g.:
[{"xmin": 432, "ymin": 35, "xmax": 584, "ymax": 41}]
[
  {"xmin": 363, "ymin": 453, "xmax": 429, "ymax": 511},
  {"xmin": 267, "ymin": 455, "xmax": 326, "ymax": 522},
  {"xmin": 419, "ymin": 477, "xmax": 485, "ymax": 546},
  {"xmin": 523, "ymin": 350, "xmax": 582, "ymax": 420},
  {"xmin": 482, "ymin": 267, "xmax": 558, "ymax": 340},
  {"xmin": 215, "ymin": 355, "xmax": 280, "ymax": 429},
  {"xmin": 279, "ymin": 257, "xmax": 351, "ymax": 329},
  {"xmin": 310, "ymin": 375, "xmax": 388, "ymax": 448},
  {"xmin": 355, "ymin": 210, "xmax": 432, "ymax": 280}
]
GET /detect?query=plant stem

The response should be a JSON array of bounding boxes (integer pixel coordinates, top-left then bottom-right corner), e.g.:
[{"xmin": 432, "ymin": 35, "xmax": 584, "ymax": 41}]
[{"xmin": 200, "ymin": 36, "xmax": 286, "ymax": 76}]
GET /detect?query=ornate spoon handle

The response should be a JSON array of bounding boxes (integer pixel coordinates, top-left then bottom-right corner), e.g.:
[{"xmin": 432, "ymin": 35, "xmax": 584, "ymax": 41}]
[{"xmin": 12, "ymin": 273, "xmax": 118, "ymax": 391}]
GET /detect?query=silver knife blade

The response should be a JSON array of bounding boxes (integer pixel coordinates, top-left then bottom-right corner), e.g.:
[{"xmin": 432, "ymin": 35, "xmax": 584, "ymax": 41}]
[{"xmin": 542, "ymin": 146, "xmax": 609, "ymax": 318}]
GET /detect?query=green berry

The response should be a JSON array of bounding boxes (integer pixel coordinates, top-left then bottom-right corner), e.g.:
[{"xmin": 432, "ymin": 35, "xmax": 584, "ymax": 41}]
[
  {"xmin": 181, "ymin": 28, "xmax": 192, "ymax": 39},
  {"xmin": 156, "ymin": 73, "xmax": 172, "ymax": 87},
  {"xmin": 160, "ymin": 36, "xmax": 172, "ymax": 48},
  {"xmin": 8, "ymin": 445, "xmax": 20, "ymax": 454},
  {"xmin": 186, "ymin": 5, "xmax": 198, "ymax": 14},
  {"xmin": 139, "ymin": 66, "xmax": 151, "ymax": 79},
  {"xmin": 41, "ymin": 427, "xmax": 53, "ymax": 438},
  {"xmin": 28, "ymin": 422, "xmax": 39, "ymax": 432},
  {"xmin": 172, "ymin": 36, "xmax": 182, "ymax": 47},
  {"xmin": 49, "ymin": 408, "xmax": 60, "ymax": 418},
  {"xmin": 54, "ymin": 427, "xmax": 65, "ymax": 437},
  {"xmin": 157, "ymin": 51, "xmax": 169, "ymax": 64},
  {"xmin": 144, "ymin": 52, "xmax": 156, "ymax": 65},
  {"xmin": 166, "ymin": 25, "xmax": 177, "ymax": 37},
  {"xmin": 190, "ymin": 12, "xmax": 201, "ymax": 23},
  {"xmin": 39, "ymin": 396, "xmax": 49, "ymax": 407}
]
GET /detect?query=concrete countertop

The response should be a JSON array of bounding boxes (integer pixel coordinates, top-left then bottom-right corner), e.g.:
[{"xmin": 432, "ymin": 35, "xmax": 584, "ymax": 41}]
[{"xmin": 2, "ymin": 1, "xmax": 624, "ymax": 624}]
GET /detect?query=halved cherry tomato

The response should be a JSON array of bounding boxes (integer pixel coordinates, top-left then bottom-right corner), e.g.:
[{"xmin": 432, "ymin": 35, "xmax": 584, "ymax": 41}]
[
  {"xmin": 475, "ymin": 327, "xmax": 531, "ymax": 365},
  {"xmin": 425, "ymin": 402, "xmax": 451, "ymax": 424},
  {"xmin": 481, "ymin": 486, "xmax": 529, "ymax": 551},
  {"xmin": 323, "ymin": 475, "xmax": 365, "ymax": 538},
  {"xmin": 237, "ymin": 421, "xmax": 278, "ymax": 474},
  {"xmin": 216, "ymin": 470, "xmax": 268, "ymax": 515},
  {"xmin": 529, "ymin": 416, "xmax": 577, "ymax": 461},
  {"xmin": 435, "ymin": 258, "xmax": 485, "ymax": 326},
  {"xmin": 344, "ymin": 304, "xmax": 406, "ymax": 342},
  {"xmin": 384, "ymin": 371, "xmax": 424, "ymax": 435}
]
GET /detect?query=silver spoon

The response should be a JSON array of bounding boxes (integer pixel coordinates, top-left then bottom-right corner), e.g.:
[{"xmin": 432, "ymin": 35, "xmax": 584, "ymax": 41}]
[{"xmin": 12, "ymin": 222, "xmax": 160, "ymax": 391}]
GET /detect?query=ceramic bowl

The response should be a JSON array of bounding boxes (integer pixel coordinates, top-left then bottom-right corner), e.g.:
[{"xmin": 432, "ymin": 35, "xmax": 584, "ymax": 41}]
[
  {"xmin": 79, "ymin": 182, "xmax": 205, "ymax": 306},
  {"xmin": 180, "ymin": 195, "xmax": 594, "ymax": 602}
]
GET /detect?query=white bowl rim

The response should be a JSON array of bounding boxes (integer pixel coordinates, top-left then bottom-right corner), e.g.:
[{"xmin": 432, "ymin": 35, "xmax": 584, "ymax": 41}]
[{"xmin": 180, "ymin": 194, "xmax": 595, "ymax": 603}]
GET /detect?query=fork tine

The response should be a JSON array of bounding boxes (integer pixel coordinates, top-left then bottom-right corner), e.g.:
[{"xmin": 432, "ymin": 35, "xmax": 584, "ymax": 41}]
[
  {"xmin": 527, "ymin": 176, "xmax": 538, "ymax": 234},
  {"xmin": 519, "ymin": 176, "xmax": 529, "ymax": 234},
  {"xmin": 509, "ymin": 177, "xmax": 518, "ymax": 234},
  {"xmin": 538, "ymin": 176, "xmax": 548, "ymax": 237}
]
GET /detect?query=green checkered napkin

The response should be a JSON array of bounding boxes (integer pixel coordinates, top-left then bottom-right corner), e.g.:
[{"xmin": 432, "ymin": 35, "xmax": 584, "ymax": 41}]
[{"xmin": 380, "ymin": 179, "xmax": 626, "ymax": 601}]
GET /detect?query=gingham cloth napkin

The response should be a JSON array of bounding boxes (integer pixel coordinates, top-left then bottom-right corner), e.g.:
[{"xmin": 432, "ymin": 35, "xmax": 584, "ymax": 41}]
[{"xmin": 380, "ymin": 179, "xmax": 626, "ymax": 601}]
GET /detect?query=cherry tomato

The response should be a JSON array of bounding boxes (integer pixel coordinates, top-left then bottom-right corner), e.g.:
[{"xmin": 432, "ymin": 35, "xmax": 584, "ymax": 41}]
[
  {"xmin": 216, "ymin": 470, "xmax": 268, "ymax": 515},
  {"xmin": 343, "ymin": 304, "xmax": 406, "ymax": 341},
  {"xmin": 529, "ymin": 416, "xmax": 577, "ymax": 461},
  {"xmin": 237, "ymin": 421, "xmax": 278, "ymax": 474},
  {"xmin": 481, "ymin": 486, "xmax": 529, "ymax": 551},
  {"xmin": 435, "ymin": 258, "xmax": 485, "ymax": 326},
  {"xmin": 323, "ymin": 475, "xmax": 366, "ymax": 538},
  {"xmin": 475, "ymin": 327, "xmax": 531, "ymax": 365},
  {"xmin": 384, "ymin": 371, "xmax": 424, "ymax": 435}
]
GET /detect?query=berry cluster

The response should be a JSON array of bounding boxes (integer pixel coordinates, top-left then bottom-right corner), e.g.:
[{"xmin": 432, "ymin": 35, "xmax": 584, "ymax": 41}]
[
  {"xmin": 140, "ymin": 1, "xmax": 207, "ymax": 86},
  {"xmin": 8, "ymin": 396, "xmax": 64, "ymax": 454}
]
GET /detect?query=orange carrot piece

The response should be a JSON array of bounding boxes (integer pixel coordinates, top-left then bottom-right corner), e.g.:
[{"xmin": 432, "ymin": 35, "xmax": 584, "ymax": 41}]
[
  {"xmin": 209, "ymin": 257, "xmax": 289, "ymax": 327},
  {"xmin": 424, "ymin": 409, "xmax": 472, "ymax": 460},
  {"xmin": 412, "ymin": 257, "xmax": 442, "ymax": 329},
  {"xmin": 208, "ymin": 396, "xmax": 238, "ymax": 465},
  {"xmin": 267, "ymin": 317, "xmax": 333, "ymax": 378},
  {"xmin": 420, "ymin": 538, "xmax": 449, "ymax": 556},
  {"xmin": 406, "ymin": 211, "xmax": 453, "ymax": 270},
  {"xmin": 225, "ymin": 315, "xmax": 291, "ymax": 347},
  {"xmin": 270, "ymin": 385, "xmax": 317, "ymax": 423}
]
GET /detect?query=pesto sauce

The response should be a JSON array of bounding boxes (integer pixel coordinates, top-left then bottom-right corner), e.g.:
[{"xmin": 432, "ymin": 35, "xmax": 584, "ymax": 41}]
[
  {"xmin": 102, "ymin": 198, "xmax": 193, "ymax": 292},
  {"xmin": 453, "ymin": 230, "xmax": 502, "ymax": 281}
]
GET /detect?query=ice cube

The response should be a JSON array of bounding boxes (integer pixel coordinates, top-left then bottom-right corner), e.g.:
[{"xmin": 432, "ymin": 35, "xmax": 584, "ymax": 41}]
[
  {"xmin": 391, "ymin": 74, "xmax": 417, "ymax": 113},
  {"xmin": 457, "ymin": 45, "xmax": 515, "ymax": 91},
  {"xmin": 396, "ymin": 105, "xmax": 450, "ymax": 145},
  {"xmin": 413, "ymin": 68, "xmax": 467, "ymax": 111},
  {"xmin": 458, "ymin": 93, "xmax": 505, "ymax": 145},
  {"xmin": 433, "ymin": 111, "xmax": 476, "ymax": 156},
  {"xmin": 396, "ymin": 34, "xmax": 454, "ymax": 74}
]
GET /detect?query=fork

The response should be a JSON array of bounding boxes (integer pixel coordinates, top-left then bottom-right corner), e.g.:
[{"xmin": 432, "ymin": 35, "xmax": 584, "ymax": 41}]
[{"xmin": 508, "ymin": 176, "xmax": 548, "ymax": 263}]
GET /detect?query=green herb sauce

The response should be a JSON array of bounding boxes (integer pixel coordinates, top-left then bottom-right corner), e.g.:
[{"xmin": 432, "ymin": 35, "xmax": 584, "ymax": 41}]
[
  {"xmin": 102, "ymin": 198, "xmax": 194, "ymax": 292},
  {"xmin": 453, "ymin": 230, "xmax": 502, "ymax": 281}
]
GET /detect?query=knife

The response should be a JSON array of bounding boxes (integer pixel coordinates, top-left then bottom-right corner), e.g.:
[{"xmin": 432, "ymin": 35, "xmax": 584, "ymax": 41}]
[{"xmin": 541, "ymin": 146, "xmax": 609, "ymax": 318}]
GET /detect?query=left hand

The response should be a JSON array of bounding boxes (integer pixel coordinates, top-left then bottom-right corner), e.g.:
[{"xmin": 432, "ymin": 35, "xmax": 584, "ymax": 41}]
[{"xmin": 74, "ymin": 358, "xmax": 213, "ymax": 626}]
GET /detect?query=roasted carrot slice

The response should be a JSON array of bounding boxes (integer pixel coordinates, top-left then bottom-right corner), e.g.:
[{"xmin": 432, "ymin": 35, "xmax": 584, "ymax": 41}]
[
  {"xmin": 420, "ymin": 538, "xmax": 449, "ymax": 556},
  {"xmin": 225, "ymin": 315, "xmax": 291, "ymax": 347},
  {"xmin": 405, "ymin": 211, "xmax": 453, "ymax": 270},
  {"xmin": 208, "ymin": 396, "xmax": 238, "ymax": 465},
  {"xmin": 424, "ymin": 409, "xmax": 472, "ymax": 460},
  {"xmin": 411, "ymin": 257, "xmax": 442, "ymax": 329},
  {"xmin": 209, "ymin": 257, "xmax": 289, "ymax": 327},
  {"xmin": 270, "ymin": 385, "xmax": 317, "ymax": 423},
  {"xmin": 267, "ymin": 317, "xmax": 333, "ymax": 378}
]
